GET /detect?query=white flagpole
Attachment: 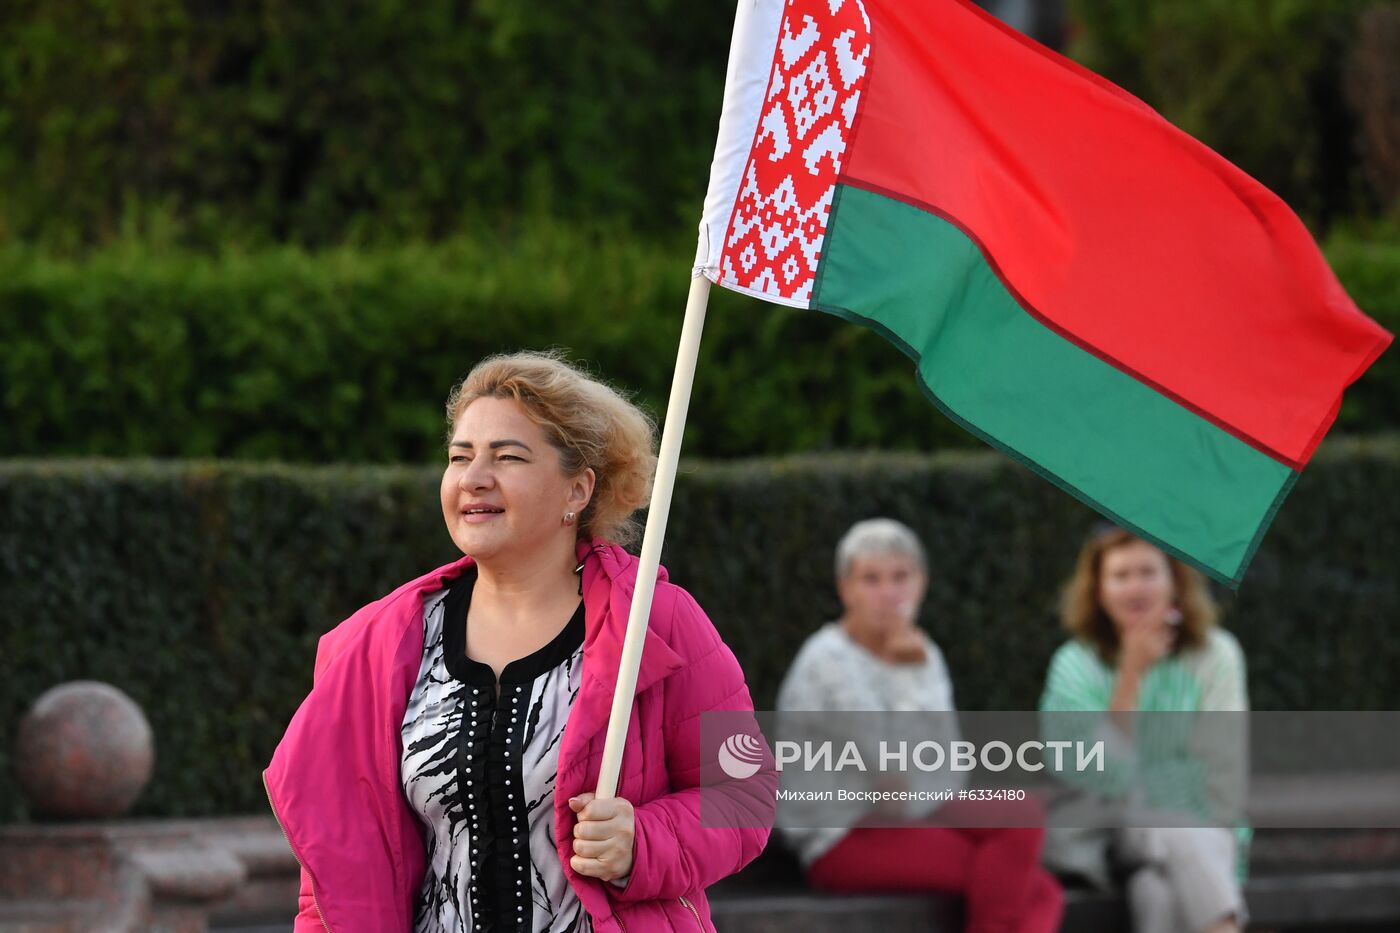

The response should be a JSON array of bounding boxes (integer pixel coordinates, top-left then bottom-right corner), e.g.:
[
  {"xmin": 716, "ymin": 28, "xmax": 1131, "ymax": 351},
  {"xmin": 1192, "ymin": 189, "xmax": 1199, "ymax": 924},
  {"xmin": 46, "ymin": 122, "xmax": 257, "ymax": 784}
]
[{"xmin": 593, "ymin": 272, "xmax": 712, "ymax": 799}]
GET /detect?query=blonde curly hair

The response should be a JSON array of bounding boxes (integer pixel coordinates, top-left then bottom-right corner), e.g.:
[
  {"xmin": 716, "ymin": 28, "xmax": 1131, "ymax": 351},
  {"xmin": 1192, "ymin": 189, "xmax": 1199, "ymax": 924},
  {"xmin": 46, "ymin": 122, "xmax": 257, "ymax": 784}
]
[{"xmin": 445, "ymin": 350, "xmax": 657, "ymax": 546}]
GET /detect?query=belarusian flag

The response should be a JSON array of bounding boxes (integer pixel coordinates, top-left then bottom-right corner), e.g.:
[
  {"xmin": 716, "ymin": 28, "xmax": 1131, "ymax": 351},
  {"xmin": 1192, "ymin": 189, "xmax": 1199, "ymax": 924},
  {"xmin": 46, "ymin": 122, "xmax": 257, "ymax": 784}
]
[{"xmin": 695, "ymin": 0, "xmax": 1391, "ymax": 586}]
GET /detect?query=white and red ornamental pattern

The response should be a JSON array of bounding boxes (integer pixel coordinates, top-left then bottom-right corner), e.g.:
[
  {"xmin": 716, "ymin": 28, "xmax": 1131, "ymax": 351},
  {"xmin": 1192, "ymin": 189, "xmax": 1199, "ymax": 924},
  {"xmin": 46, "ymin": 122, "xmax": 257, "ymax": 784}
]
[{"xmin": 718, "ymin": 0, "xmax": 869, "ymax": 306}]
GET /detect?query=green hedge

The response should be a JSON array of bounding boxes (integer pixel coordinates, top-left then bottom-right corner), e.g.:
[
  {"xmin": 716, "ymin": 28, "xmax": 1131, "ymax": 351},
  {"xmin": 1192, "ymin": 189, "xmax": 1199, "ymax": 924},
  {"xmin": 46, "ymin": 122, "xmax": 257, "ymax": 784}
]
[
  {"xmin": 2, "ymin": 226, "xmax": 1396, "ymax": 463},
  {"xmin": 0, "ymin": 0, "xmax": 1385, "ymax": 248},
  {"xmin": 0, "ymin": 232, "xmax": 1007, "ymax": 462},
  {"xmin": 2, "ymin": 436, "xmax": 1397, "ymax": 821}
]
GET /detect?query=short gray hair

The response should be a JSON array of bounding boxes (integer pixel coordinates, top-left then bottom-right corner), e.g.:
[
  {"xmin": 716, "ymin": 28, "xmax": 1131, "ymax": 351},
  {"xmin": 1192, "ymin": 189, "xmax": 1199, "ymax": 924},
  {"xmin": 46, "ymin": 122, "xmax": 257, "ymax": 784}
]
[{"xmin": 834, "ymin": 518, "xmax": 928, "ymax": 579}]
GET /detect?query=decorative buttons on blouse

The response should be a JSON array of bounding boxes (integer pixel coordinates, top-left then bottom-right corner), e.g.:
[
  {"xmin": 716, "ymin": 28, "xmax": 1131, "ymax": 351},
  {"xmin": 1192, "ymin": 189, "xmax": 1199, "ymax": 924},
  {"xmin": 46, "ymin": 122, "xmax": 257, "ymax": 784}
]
[{"xmin": 403, "ymin": 574, "xmax": 588, "ymax": 933}]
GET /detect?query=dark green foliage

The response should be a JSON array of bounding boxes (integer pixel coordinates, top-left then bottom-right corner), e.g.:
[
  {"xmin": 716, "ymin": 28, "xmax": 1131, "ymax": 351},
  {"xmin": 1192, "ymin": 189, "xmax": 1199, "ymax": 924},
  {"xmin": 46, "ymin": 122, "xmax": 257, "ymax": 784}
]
[
  {"xmin": 2, "ymin": 437, "xmax": 1396, "ymax": 820},
  {"xmin": 1327, "ymin": 222, "xmax": 1400, "ymax": 432},
  {"xmin": 0, "ymin": 233, "xmax": 982, "ymax": 462},
  {"xmin": 0, "ymin": 0, "xmax": 1383, "ymax": 248},
  {"xmin": 1, "ymin": 226, "xmax": 1396, "ymax": 464},
  {"xmin": 0, "ymin": 0, "xmax": 731, "ymax": 249},
  {"xmin": 1345, "ymin": 5, "xmax": 1400, "ymax": 218},
  {"xmin": 1067, "ymin": 0, "xmax": 1378, "ymax": 226}
]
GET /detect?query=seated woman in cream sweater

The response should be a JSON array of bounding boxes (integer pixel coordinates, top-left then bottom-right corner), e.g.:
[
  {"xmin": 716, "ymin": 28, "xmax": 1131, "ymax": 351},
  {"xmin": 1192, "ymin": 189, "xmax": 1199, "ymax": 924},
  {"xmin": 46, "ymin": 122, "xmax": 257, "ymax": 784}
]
[{"xmin": 777, "ymin": 518, "xmax": 1062, "ymax": 933}]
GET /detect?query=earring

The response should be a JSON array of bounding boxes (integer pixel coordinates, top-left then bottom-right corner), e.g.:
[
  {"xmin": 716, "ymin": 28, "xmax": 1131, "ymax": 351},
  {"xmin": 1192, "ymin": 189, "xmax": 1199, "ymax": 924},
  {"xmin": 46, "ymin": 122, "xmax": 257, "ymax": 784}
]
[{"xmin": 563, "ymin": 511, "xmax": 577, "ymax": 526}]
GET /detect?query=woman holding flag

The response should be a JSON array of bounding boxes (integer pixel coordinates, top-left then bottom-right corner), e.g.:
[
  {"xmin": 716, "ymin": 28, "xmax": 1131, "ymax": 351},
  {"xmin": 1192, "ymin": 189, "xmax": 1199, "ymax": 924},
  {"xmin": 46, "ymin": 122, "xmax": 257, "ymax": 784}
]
[{"xmin": 264, "ymin": 350, "xmax": 774, "ymax": 933}]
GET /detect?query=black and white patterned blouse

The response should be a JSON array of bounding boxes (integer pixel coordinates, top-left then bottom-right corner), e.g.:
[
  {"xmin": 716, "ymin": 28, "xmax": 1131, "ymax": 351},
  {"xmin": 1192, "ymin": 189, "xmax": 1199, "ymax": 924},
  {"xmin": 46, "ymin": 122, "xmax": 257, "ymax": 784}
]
[{"xmin": 401, "ymin": 565, "xmax": 594, "ymax": 933}]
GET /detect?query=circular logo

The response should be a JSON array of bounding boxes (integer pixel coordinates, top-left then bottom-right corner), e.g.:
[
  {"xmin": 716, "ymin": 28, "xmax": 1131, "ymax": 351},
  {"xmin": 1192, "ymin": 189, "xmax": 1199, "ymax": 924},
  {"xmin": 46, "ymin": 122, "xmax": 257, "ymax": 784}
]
[{"xmin": 717, "ymin": 732, "xmax": 764, "ymax": 779}]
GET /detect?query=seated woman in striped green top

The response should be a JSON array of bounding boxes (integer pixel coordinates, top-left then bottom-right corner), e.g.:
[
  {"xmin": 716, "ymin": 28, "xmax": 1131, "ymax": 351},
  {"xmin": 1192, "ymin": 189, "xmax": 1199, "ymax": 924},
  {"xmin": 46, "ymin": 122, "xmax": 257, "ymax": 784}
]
[{"xmin": 1039, "ymin": 525, "xmax": 1249, "ymax": 933}]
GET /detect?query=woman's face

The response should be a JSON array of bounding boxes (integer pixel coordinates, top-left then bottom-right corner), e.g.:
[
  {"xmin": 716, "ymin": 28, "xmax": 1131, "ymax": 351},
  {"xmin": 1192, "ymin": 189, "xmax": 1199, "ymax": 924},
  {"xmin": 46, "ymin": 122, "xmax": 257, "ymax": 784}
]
[
  {"xmin": 1098, "ymin": 539, "xmax": 1175, "ymax": 631},
  {"xmin": 440, "ymin": 396, "xmax": 593, "ymax": 564},
  {"xmin": 837, "ymin": 551, "xmax": 927, "ymax": 641}
]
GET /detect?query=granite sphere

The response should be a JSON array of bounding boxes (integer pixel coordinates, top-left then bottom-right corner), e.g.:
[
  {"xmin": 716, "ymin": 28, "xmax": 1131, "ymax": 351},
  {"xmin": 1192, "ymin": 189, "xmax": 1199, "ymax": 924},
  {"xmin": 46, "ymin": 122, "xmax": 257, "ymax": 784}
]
[{"xmin": 14, "ymin": 681, "xmax": 154, "ymax": 819}]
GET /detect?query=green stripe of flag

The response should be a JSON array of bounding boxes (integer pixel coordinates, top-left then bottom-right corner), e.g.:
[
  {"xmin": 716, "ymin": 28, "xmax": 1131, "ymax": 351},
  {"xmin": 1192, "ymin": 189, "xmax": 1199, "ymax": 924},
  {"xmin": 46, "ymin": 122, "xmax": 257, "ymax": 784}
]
[{"xmin": 812, "ymin": 184, "xmax": 1297, "ymax": 587}]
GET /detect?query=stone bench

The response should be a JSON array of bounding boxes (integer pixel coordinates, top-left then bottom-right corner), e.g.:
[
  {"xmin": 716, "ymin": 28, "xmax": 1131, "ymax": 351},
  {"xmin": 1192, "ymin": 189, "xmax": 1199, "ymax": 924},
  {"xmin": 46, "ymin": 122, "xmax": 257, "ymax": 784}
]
[
  {"xmin": 704, "ymin": 834, "xmax": 1400, "ymax": 932},
  {"xmin": 0, "ymin": 817, "xmax": 291, "ymax": 933},
  {"xmin": 200, "ymin": 825, "xmax": 1400, "ymax": 932},
  {"xmin": 6, "ymin": 819, "xmax": 1400, "ymax": 932}
]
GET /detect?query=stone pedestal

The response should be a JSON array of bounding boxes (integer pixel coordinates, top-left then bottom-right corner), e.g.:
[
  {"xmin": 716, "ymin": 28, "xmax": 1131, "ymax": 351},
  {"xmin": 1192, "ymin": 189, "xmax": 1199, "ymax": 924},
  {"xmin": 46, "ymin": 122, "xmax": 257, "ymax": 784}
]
[
  {"xmin": 4, "ymin": 681, "xmax": 298, "ymax": 931},
  {"xmin": 0, "ymin": 818, "xmax": 299, "ymax": 933}
]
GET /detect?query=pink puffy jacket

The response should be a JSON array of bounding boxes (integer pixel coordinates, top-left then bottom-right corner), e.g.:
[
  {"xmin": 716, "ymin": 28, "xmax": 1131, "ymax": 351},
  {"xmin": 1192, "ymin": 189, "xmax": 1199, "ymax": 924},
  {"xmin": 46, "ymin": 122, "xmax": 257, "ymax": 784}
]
[{"xmin": 264, "ymin": 538, "xmax": 774, "ymax": 932}]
